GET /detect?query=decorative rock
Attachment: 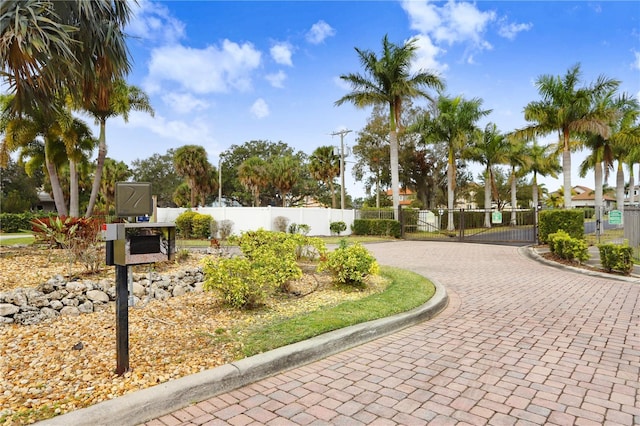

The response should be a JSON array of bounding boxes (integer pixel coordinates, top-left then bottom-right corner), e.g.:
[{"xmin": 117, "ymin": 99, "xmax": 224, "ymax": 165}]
[
  {"xmin": 0, "ymin": 304, "xmax": 20, "ymax": 316},
  {"xmin": 60, "ymin": 306, "xmax": 80, "ymax": 316},
  {"xmin": 86, "ymin": 290, "xmax": 109, "ymax": 303},
  {"xmin": 1, "ymin": 265, "xmax": 207, "ymax": 325},
  {"xmin": 78, "ymin": 301, "xmax": 94, "ymax": 314}
]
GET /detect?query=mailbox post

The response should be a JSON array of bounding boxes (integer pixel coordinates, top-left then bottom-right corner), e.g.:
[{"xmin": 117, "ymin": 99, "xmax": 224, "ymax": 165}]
[{"xmin": 103, "ymin": 182, "xmax": 176, "ymax": 375}]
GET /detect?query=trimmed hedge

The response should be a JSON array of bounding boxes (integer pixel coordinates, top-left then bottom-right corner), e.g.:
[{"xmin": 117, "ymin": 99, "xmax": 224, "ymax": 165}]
[
  {"xmin": 539, "ymin": 209, "xmax": 584, "ymax": 244},
  {"xmin": 548, "ymin": 230, "xmax": 589, "ymax": 263},
  {"xmin": 598, "ymin": 243, "xmax": 633, "ymax": 275},
  {"xmin": 351, "ymin": 219, "xmax": 401, "ymax": 238}
]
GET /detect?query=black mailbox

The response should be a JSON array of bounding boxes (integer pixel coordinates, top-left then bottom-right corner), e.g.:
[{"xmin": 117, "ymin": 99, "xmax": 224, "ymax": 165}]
[{"xmin": 113, "ymin": 223, "xmax": 175, "ymax": 266}]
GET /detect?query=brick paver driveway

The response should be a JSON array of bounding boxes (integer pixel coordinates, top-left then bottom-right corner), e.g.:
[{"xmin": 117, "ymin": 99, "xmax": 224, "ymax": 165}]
[{"xmin": 146, "ymin": 241, "xmax": 639, "ymax": 425}]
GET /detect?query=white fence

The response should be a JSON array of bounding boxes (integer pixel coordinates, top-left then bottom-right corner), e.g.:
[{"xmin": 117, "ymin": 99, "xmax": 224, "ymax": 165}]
[{"xmin": 155, "ymin": 207, "xmax": 355, "ymax": 237}]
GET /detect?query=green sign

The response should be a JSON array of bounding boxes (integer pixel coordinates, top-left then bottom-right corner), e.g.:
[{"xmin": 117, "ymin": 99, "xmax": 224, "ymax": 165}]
[
  {"xmin": 491, "ymin": 211, "xmax": 502, "ymax": 224},
  {"xmin": 609, "ymin": 210, "xmax": 623, "ymax": 225}
]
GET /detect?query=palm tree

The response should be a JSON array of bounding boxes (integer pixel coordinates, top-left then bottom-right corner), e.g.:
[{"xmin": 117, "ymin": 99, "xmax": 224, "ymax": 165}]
[
  {"xmin": 1, "ymin": 1, "xmax": 132, "ymax": 117},
  {"xmin": 62, "ymin": 118, "xmax": 96, "ymax": 217},
  {"xmin": 1, "ymin": 95, "xmax": 71, "ymax": 215},
  {"xmin": 238, "ymin": 157, "xmax": 268, "ymax": 207},
  {"xmin": 522, "ymin": 141, "xmax": 561, "ymax": 213},
  {"xmin": 309, "ymin": 146, "xmax": 340, "ymax": 208},
  {"xmin": 100, "ymin": 158, "xmax": 132, "ymax": 215},
  {"xmin": 521, "ymin": 64, "xmax": 620, "ymax": 208},
  {"xmin": 414, "ymin": 95, "xmax": 491, "ymax": 230},
  {"xmin": 467, "ymin": 123, "xmax": 508, "ymax": 227},
  {"xmin": 271, "ymin": 156, "xmax": 300, "ymax": 207},
  {"xmin": 335, "ymin": 35, "xmax": 444, "ymax": 215},
  {"xmin": 504, "ymin": 136, "xmax": 530, "ymax": 226},
  {"xmin": 84, "ymin": 80, "xmax": 154, "ymax": 217},
  {"xmin": 173, "ymin": 145, "xmax": 210, "ymax": 208}
]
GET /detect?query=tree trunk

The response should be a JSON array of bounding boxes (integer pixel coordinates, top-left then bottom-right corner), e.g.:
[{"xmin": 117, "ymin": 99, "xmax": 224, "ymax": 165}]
[
  {"xmin": 484, "ymin": 168, "xmax": 492, "ymax": 228},
  {"xmin": 594, "ymin": 160, "xmax": 603, "ymax": 223},
  {"xmin": 629, "ymin": 165, "xmax": 635, "ymax": 205},
  {"xmin": 562, "ymin": 131, "xmax": 572, "ymax": 209},
  {"xmin": 389, "ymin": 129, "xmax": 400, "ymax": 219},
  {"xmin": 532, "ymin": 174, "xmax": 539, "ymax": 212},
  {"xmin": 69, "ymin": 159, "xmax": 79, "ymax": 217},
  {"xmin": 447, "ymin": 157, "xmax": 455, "ymax": 232},
  {"xmin": 616, "ymin": 161, "xmax": 624, "ymax": 211},
  {"xmin": 85, "ymin": 118, "xmax": 107, "ymax": 217},
  {"xmin": 510, "ymin": 168, "xmax": 517, "ymax": 226},
  {"xmin": 45, "ymin": 139, "xmax": 68, "ymax": 216}
]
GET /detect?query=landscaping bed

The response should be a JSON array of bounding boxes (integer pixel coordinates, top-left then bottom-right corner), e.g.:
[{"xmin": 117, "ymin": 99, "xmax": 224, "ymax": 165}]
[{"xmin": 0, "ymin": 246, "xmax": 386, "ymax": 425}]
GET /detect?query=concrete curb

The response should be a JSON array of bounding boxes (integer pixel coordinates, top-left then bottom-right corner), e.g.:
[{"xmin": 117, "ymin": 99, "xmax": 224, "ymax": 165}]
[
  {"xmin": 520, "ymin": 246, "xmax": 640, "ymax": 283},
  {"xmin": 38, "ymin": 277, "xmax": 449, "ymax": 426}
]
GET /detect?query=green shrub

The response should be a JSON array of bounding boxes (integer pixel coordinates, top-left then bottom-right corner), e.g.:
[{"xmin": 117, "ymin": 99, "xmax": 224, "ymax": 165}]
[
  {"xmin": 202, "ymin": 257, "xmax": 271, "ymax": 308},
  {"xmin": 175, "ymin": 210, "xmax": 198, "ymax": 238},
  {"xmin": 351, "ymin": 219, "xmax": 401, "ymax": 238},
  {"xmin": 236, "ymin": 229, "xmax": 303, "ymax": 290},
  {"xmin": 598, "ymin": 243, "xmax": 633, "ymax": 275},
  {"xmin": 0, "ymin": 212, "xmax": 45, "ymax": 233},
  {"xmin": 539, "ymin": 209, "xmax": 584, "ymax": 243},
  {"xmin": 192, "ymin": 213, "xmax": 213, "ymax": 239},
  {"xmin": 319, "ymin": 240, "xmax": 379, "ymax": 286},
  {"xmin": 329, "ymin": 221, "xmax": 347, "ymax": 235},
  {"xmin": 548, "ymin": 230, "xmax": 589, "ymax": 263}
]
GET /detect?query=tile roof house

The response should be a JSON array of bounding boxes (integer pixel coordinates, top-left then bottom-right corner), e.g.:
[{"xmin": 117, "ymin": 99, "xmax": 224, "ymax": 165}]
[{"xmin": 571, "ymin": 185, "xmax": 615, "ymax": 210}]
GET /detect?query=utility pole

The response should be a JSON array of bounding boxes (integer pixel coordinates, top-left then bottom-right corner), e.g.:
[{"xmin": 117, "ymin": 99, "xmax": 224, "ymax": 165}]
[{"xmin": 331, "ymin": 129, "xmax": 352, "ymax": 210}]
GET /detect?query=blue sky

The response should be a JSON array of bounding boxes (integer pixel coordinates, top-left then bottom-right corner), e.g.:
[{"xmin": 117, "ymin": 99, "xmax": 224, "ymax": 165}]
[{"xmin": 92, "ymin": 1, "xmax": 639, "ymax": 198}]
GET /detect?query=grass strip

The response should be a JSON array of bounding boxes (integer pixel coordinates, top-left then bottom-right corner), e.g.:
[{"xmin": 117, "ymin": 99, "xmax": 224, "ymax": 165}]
[{"xmin": 240, "ymin": 266, "xmax": 434, "ymax": 356}]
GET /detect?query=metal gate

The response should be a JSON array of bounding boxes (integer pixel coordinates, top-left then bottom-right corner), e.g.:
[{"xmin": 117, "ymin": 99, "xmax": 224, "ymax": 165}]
[{"xmin": 400, "ymin": 208, "xmax": 537, "ymax": 245}]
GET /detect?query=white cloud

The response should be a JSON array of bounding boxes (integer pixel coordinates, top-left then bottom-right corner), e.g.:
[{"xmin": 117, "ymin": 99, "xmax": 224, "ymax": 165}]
[
  {"xmin": 633, "ymin": 51, "xmax": 640, "ymax": 70},
  {"xmin": 144, "ymin": 40, "xmax": 262, "ymax": 94},
  {"xmin": 123, "ymin": 111, "xmax": 215, "ymax": 145},
  {"xmin": 306, "ymin": 20, "xmax": 336, "ymax": 44},
  {"xmin": 409, "ymin": 34, "xmax": 448, "ymax": 74},
  {"xmin": 250, "ymin": 98, "xmax": 270, "ymax": 119},
  {"xmin": 161, "ymin": 92, "xmax": 210, "ymax": 114},
  {"xmin": 498, "ymin": 20, "xmax": 533, "ymax": 40},
  {"xmin": 402, "ymin": 0, "xmax": 497, "ymax": 62},
  {"xmin": 128, "ymin": 0, "xmax": 186, "ymax": 44},
  {"xmin": 266, "ymin": 71, "xmax": 287, "ymax": 88},
  {"xmin": 270, "ymin": 42, "xmax": 294, "ymax": 66}
]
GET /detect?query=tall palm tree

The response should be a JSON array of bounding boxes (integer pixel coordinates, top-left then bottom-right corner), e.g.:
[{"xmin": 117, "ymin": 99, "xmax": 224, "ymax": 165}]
[
  {"xmin": 84, "ymin": 80, "xmax": 154, "ymax": 217},
  {"xmin": 62, "ymin": 118, "xmax": 96, "ymax": 217},
  {"xmin": 523, "ymin": 141, "xmax": 561, "ymax": 213},
  {"xmin": 271, "ymin": 155, "xmax": 300, "ymax": 207},
  {"xmin": 521, "ymin": 64, "xmax": 620, "ymax": 208},
  {"xmin": 1, "ymin": 0, "xmax": 132, "ymax": 117},
  {"xmin": 238, "ymin": 157, "xmax": 268, "ymax": 207},
  {"xmin": 414, "ymin": 95, "xmax": 491, "ymax": 230},
  {"xmin": 173, "ymin": 145, "xmax": 209, "ymax": 208},
  {"xmin": 466, "ymin": 123, "xmax": 508, "ymax": 227},
  {"xmin": 335, "ymin": 35, "xmax": 444, "ymax": 215},
  {"xmin": 504, "ymin": 135, "xmax": 530, "ymax": 226},
  {"xmin": 309, "ymin": 146, "xmax": 340, "ymax": 208}
]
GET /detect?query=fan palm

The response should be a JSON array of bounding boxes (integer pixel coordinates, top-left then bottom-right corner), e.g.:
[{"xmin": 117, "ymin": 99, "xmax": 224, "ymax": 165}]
[
  {"xmin": 271, "ymin": 155, "xmax": 300, "ymax": 207},
  {"xmin": 238, "ymin": 157, "xmax": 268, "ymax": 207},
  {"xmin": 335, "ymin": 35, "xmax": 444, "ymax": 214},
  {"xmin": 309, "ymin": 146, "xmax": 340, "ymax": 208},
  {"xmin": 173, "ymin": 145, "xmax": 210, "ymax": 208}
]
